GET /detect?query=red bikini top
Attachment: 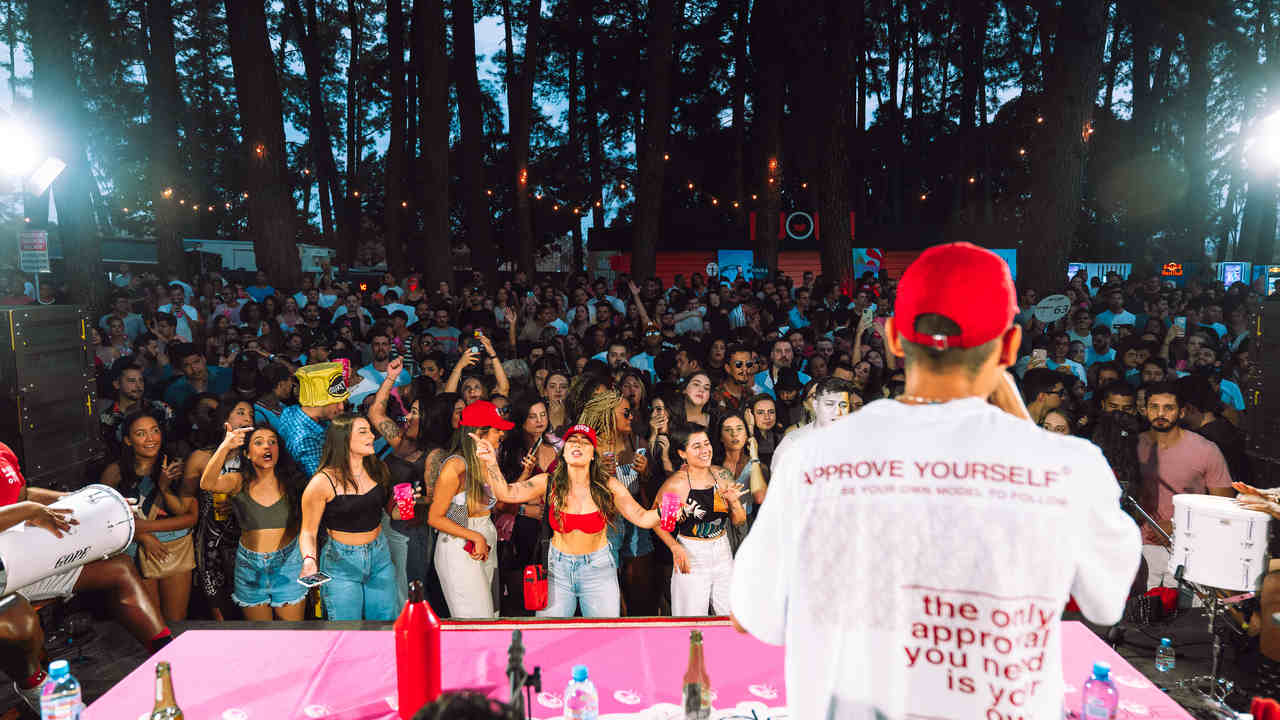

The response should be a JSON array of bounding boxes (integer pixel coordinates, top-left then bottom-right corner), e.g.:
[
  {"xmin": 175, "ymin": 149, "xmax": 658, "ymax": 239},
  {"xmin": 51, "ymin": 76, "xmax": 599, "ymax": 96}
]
[{"xmin": 549, "ymin": 504, "xmax": 606, "ymax": 534}]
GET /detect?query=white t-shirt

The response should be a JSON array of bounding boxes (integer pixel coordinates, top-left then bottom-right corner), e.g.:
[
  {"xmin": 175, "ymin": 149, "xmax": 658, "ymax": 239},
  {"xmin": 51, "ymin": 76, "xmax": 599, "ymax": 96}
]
[{"xmin": 731, "ymin": 397, "xmax": 1140, "ymax": 720}]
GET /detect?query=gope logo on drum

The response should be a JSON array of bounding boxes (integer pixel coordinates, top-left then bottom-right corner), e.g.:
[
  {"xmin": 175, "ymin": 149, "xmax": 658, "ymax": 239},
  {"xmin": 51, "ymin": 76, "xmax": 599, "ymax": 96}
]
[{"xmin": 53, "ymin": 546, "xmax": 90, "ymax": 570}]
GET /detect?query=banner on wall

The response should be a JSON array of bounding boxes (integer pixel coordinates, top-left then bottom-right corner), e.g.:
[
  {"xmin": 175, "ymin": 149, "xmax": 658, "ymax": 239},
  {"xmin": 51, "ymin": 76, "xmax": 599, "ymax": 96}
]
[{"xmin": 715, "ymin": 250, "xmax": 763, "ymax": 282}]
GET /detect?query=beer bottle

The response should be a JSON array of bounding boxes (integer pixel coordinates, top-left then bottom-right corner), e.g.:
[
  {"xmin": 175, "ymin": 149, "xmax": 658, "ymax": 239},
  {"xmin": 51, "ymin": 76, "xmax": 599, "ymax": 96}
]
[
  {"xmin": 150, "ymin": 661, "xmax": 183, "ymax": 720},
  {"xmin": 682, "ymin": 630, "xmax": 711, "ymax": 720}
]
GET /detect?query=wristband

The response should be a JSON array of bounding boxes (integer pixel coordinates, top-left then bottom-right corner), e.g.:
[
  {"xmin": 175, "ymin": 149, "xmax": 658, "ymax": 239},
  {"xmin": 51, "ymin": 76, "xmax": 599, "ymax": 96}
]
[{"xmin": 303, "ymin": 555, "xmax": 317, "ymax": 563}]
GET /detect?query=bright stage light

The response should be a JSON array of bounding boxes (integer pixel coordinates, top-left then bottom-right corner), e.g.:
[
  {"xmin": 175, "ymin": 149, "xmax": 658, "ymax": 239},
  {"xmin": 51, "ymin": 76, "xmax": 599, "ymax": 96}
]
[
  {"xmin": 0, "ymin": 122, "xmax": 41, "ymax": 179},
  {"xmin": 1253, "ymin": 110, "xmax": 1280, "ymax": 170}
]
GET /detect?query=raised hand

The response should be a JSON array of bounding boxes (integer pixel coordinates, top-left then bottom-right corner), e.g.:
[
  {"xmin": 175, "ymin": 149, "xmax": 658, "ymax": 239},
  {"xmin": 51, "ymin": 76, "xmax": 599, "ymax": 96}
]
[
  {"xmin": 386, "ymin": 356, "xmax": 404, "ymax": 382},
  {"xmin": 222, "ymin": 423, "xmax": 252, "ymax": 450},
  {"xmin": 161, "ymin": 455, "xmax": 183, "ymax": 486},
  {"xmin": 468, "ymin": 432, "xmax": 498, "ymax": 466}
]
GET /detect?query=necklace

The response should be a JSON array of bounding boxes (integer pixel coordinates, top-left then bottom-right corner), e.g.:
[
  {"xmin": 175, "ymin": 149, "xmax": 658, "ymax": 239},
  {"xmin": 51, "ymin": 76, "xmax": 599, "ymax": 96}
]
[{"xmin": 897, "ymin": 395, "xmax": 953, "ymax": 405}]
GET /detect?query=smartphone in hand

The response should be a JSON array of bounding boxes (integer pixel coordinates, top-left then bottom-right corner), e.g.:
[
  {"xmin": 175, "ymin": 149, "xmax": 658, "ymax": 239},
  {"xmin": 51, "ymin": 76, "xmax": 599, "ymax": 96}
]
[{"xmin": 298, "ymin": 572, "xmax": 332, "ymax": 589}]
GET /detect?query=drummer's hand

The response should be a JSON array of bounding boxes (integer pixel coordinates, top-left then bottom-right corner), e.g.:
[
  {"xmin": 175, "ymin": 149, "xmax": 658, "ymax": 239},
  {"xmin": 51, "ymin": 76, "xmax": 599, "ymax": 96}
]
[
  {"xmin": 138, "ymin": 533, "xmax": 169, "ymax": 561},
  {"xmin": 1233, "ymin": 481, "xmax": 1280, "ymax": 500},
  {"xmin": 26, "ymin": 505, "xmax": 76, "ymax": 538},
  {"xmin": 1235, "ymin": 494, "xmax": 1280, "ymax": 519}
]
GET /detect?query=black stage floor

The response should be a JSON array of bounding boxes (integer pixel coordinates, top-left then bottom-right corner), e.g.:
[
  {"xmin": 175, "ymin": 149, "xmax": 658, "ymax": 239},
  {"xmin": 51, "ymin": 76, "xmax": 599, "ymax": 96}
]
[{"xmin": 0, "ymin": 610, "xmax": 1268, "ymax": 718}]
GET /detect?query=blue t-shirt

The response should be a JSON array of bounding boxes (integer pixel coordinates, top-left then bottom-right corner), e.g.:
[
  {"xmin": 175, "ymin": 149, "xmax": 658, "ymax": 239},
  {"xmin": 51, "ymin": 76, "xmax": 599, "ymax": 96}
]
[
  {"xmin": 424, "ymin": 326, "xmax": 462, "ymax": 356},
  {"xmin": 164, "ymin": 366, "xmax": 232, "ymax": 411},
  {"xmin": 246, "ymin": 285, "xmax": 276, "ymax": 302}
]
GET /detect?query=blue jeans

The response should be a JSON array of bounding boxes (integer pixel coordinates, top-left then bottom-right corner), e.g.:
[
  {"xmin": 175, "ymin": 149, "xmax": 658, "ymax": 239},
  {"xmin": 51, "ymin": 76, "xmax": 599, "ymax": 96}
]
[
  {"xmin": 537, "ymin": 545, "xmax": 620, "ymax": 618},
  {"xmin": 232, "ymin": 538, "xmax": 306, "ymax": 608},
  {"xmin": 387, "ymin": 518, "xmax": 435, "ymax": 609},
  {"xmin": 319, "ymin": 533, "xmax": 397, "ymax": 621}
]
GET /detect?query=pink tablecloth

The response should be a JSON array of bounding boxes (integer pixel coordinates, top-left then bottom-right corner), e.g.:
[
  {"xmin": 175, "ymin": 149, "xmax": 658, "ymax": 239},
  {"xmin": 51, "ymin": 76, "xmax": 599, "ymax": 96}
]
[{"xmin": 85, "ymin": 620, "xmax": 1191, "ymax": 720}]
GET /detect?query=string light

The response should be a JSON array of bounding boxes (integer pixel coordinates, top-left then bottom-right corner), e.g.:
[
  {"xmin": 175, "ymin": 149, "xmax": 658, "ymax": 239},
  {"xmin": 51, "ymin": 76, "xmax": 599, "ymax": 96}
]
[
  {"xmin": 242, "ymin": 192, "xmax": 249, "ymax": 199},
  {"xmin": 353, "ymin": 190, "xmax": 361, "ymax": 197},
  {"xmin": 1082, "ymin": 122, "xmax": 1095, "ymax": 142},
  {"xmin": 535, "ymin": 192, "xmax": 543, "ymax": 199},
  {"xmin": 663, "ymin": 153, "xmax": 669, "ymax": 161},
  {"xmin": 485, "ymin": 189, "xmax": 493, "ymax": 196},
  {"xmin": 303, "ymin": 168, "xmax": 310, "ymax": 175},
  {"xmin": 518, "ymin": 168, "xmax": 528, "ymax": 185},
  {"xmin": 553, "ymin": 204, "xmax": 560, "ymax": 211},
  {"xmin": 207, "ymin": 205, "xmax": 213, "ymax": 211},
  {"xmin": 801, "ymin": 182, "xmax": 808, "ymax": 189},
  {"xmin": 751, "ymin": 194, "xmax": 757, "ymax": 200},
  {"xmin": 572, "ymin": 207, "xmax": 580, "ymax": 215},
  {"xmin": 23, "ymin": 217, "xmax": 29, "ymax": 223},
  {"xmin": 254, "ymin": 144, "xmax": 265, "ymax": 156},
  {"xmin": 401, "ymin": 201, "xmax": 407, "ymax": 208},
  {"xmin": 1018, "ymin": 148, "xmax": 1026, "ymax": 156},
  {"xmin": 768, "ymin": 177, "xmax": 774, "ymax": 184},
  {"xmin": 920, "ymin": 194, "xmax": 927, "ymax": 201},
  {"xmin": 768, "ymin": 157, "xmax": 779, "ymax": 172},
  {"xmin": 225, "ymin": 203, "xmax": 231, "ymax": 209},
  {"xmin": 162, "ymin": 188, "xmax": 173, "ymax": 199},
  {"xmin": 711, "ymin": 198, "xmax": 719, "ymax": 206},
  {"xmin": 687, "ymin": 181, "xmax": 694, "ymax": 190},
  {"xmin": 1036, "ymin": 116, "xmax": 1044, "ymax": 123},
  {"xmin": 122, "ymin": 207, "xmax": 129, "ymax": 212},
  {"xmin": 732, "ymin": 201, "xmax": 740, "ymax": 208},
  {"xmin": 594, "ymin": 200, "xmax": 602, "ymax": 207},
  {"xmin": 969, "ymin": 177, "xmax": 976, "ymax": 183},
  {"xmin": 179, "ymin": 199, "xmax": 185, "ymax": 205},
  {"xmin": 619, "ymin": 182, "xmax": 627, "ymax": 191}
]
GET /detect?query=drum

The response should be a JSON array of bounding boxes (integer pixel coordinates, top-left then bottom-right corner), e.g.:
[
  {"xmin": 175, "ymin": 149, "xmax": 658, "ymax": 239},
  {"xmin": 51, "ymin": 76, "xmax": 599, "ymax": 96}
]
[
  {"xmin": 0, "ymin": 484, "xmax": 135, "ymax": 595},
  {"xmin": 1169, "ymin": 494, "xmax": 1270, "ymax": 591}
]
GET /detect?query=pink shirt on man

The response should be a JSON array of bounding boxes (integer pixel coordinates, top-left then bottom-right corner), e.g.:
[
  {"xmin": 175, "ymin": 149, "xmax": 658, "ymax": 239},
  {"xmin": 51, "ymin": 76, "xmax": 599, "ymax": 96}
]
[{"xmin": 1137, "ymin": 430, "xmax": 1232, "ymax": 544}]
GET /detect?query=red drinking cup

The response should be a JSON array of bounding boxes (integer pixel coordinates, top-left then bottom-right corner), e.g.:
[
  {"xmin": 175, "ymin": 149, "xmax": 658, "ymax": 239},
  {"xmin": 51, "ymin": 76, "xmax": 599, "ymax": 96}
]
[
  {"xmin": 660, "ymin": 492, "xmax": 681, "ymax": 532},
  {"xmin": 393, "ymin": 483, "xmax": 415, "ymax": 520}
]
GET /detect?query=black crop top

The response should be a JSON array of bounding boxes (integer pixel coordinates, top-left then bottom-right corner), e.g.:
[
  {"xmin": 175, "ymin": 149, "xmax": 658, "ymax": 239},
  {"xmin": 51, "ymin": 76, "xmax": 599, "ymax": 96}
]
[{"xmin": 321, "ymin": 471, "xmax": 390, "ymax": 533}]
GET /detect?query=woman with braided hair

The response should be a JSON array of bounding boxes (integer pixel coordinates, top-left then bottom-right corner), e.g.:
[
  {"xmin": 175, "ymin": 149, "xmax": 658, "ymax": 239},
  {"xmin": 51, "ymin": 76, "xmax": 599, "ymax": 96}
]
[{"xmin": 576, "ymin": 387, "xmax": 658, "ymax": 614}]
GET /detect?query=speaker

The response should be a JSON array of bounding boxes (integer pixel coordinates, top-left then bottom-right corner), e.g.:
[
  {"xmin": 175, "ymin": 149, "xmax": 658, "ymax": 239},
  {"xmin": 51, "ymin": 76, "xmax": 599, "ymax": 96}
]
[
  {"xmin": 1246, "ymin": 301, "xmax": 1280, "ymax": 477},
  {"xmin": 0, "ymin": 306, "xmax": 103, "ymax": 488}
]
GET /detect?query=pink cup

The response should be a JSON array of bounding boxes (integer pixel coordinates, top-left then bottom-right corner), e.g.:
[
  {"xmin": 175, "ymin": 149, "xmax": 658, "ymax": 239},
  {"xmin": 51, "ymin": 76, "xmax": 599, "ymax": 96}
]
[
  {"xmin": 660, "ymin": 492, "xmax": 681, "ymax": 533},
  {"xmin": 393, "ymin": 483, "xmax": 415, "ymax": 520}
]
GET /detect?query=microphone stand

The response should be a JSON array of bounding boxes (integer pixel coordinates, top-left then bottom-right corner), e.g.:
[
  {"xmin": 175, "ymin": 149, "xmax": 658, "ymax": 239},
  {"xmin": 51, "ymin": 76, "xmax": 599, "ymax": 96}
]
[{"xmin": 506, "ymin": 630, "xmax": 541, "ymax": 719}]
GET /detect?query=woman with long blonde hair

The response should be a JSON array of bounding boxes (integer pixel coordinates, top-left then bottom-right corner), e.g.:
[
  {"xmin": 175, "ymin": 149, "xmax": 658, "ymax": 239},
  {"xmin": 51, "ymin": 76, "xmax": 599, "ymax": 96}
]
[
  {"xmin": 428, "ymin": 401, "xmax": 512, "ymax": 618},
  {"xmin": 480, "ymin": 424, "xmax": 665, "ymax": 617},
  {"xmin": 299, "ymin": 415, "xmax": 404, "ymax": 620}
]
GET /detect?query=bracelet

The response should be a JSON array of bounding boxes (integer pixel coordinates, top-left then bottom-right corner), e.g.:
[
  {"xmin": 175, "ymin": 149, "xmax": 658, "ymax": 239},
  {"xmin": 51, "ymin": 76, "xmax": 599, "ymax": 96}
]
[{"xmin": 303, "ymin": 555, "xmax": 317, "ymax": 563}]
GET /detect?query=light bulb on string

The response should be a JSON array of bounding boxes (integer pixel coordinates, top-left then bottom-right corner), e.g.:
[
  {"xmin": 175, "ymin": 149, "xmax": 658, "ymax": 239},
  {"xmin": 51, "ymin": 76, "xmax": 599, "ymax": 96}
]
[
  {"xmin": 207, "ymin": 205, "xmax": 213, "ymax": 212},
  {"xmin": 179, "ymin": 199, "xmax": 185, "ymax": 205},
  {"xmin": 801, "ymin": 182, "xmax": 808, "ymax": 189},
  {"xmin": 401, "ymin": 201, "xmax": 407, "ymax": 208},
  {"xmin": 732, "ymin": 201, "xmax": 740, "ymax": 208},
  {"xmin": 572, "ymin": 207, "xmax": 580, "ymax": 215},
  {"xmin": 254, "ymin": 144, "xmax": 265, "ymax": 156},
  {"xmin": 619, "ymin": 182, "xmax": 627, "ymax": 191},
  {"xmin": 920, "ymin": 194, "xmax": 927, "ymax": 201},
  {"xmin": 162, "ymin": 188, "xmax": 173, "ymax": 199},
  {"xmin": 486, "ymin": 189, "xmax": 493, "ymax": 196},
  {"xmin": 1036, "ymin": 116, "xmax": 1044, "ymax": 124},
  {"xmin": 1018, "ymin": 148, "xmax": 1026, "ymax": 156},
  {"xmin": 242, "ymin": 192, "xmax": 249, "ymax": 199},
  {"xmin": 663, "ymin": 153, "xmax": 670, "ymax": 161},
  {"xmin": 122, "ymin": 207, "xmax": 129, "ymax": 213},
  {"xmin": 969, "ymin": 177, "xmax": 976, "ymax": 183},
  {"xmin": 711, "ymin": 197, "xmax": 718, "ymax": 206},
  {"xmin": 225, "ymin": 203, "xmax": 231, "ymax": 210},
  {"xmin": 751, "ymin": 194, "xmax": 757, "ymax": 200},
  {"xmin": 687, "ymin": 181, "xmax": 694, "ymax": 190},
  {"xmin": 553, "ymin": 204, "xmax": 560, "ymax": 211}
]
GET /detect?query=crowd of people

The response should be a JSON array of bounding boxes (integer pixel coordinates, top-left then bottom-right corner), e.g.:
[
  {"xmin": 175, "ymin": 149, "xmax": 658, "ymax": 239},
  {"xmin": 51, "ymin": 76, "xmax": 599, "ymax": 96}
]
[
  {"xmin": 74, "ymin": 260, "xmax": 1266, "ymax": 625},
  {"xmin": 0, "ymin": 249, "xmax": 1271, "ymax": 710}
]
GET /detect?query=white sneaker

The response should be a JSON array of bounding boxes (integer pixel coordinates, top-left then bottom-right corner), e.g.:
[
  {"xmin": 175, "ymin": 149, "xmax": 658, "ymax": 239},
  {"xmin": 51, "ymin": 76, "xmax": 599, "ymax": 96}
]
[{"xmin": 13, "ymin": 680, "xmax": 42, "ymax": 714}]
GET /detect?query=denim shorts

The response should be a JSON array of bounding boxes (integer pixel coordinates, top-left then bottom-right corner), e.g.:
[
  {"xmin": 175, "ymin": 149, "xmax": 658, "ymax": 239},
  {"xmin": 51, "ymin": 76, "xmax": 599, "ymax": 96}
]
[
  {"xmin": 537, "ymin": 544, "xmax": 620, "ymax": 618},
  {"xmin": 232, "ymin": 538, "xmax": 307, "ymax": 608}
]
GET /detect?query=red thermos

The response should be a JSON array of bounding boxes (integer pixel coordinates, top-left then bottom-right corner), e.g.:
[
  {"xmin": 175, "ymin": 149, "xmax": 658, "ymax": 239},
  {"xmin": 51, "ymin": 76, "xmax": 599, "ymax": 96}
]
[{"xmin": 394, "ymin": 580, "xmax": 441, "ymax": 718}]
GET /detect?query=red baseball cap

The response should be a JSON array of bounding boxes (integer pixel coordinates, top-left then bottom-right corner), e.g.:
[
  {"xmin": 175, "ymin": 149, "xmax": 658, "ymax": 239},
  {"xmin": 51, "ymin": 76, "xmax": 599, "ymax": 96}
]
[
  {"xmin": 562, "ymin": 424, "xmax": 598, "ymax": 447},
  {"xmin": 895, "ymin": 242, "xmax": 1019, "ymax": 350},
  {"xmin": 459, "ymin": 401, "xmax": 515, "ymax": 431}
]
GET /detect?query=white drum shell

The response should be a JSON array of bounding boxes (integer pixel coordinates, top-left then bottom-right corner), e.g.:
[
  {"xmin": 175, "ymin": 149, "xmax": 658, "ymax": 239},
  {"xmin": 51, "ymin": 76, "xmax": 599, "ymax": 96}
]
[
  {"xmin": 1169, "ymin": 494, "xmax": 1270, "ymax": 592},
  {"xmin": 0, "ymin": 484, "xmax": 135, "ymax": 595}
]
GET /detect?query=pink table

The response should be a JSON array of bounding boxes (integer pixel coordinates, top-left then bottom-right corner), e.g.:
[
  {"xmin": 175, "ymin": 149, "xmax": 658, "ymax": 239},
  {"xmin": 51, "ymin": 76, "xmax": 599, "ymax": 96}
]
[{"xmin": 85, "ymin": 620, "xmax": 1191, "ymax": 720}]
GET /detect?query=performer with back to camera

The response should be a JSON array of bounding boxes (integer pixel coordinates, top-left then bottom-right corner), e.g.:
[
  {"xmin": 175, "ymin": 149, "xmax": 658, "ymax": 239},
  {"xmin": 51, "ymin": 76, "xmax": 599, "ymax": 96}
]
[
  {"xmin": 729, "ymin": 243, "xmax": 1142, "ymax": 720},
  {"xmin": 0, "ymin": 442, "xmax": 171, "ymax": 712}
]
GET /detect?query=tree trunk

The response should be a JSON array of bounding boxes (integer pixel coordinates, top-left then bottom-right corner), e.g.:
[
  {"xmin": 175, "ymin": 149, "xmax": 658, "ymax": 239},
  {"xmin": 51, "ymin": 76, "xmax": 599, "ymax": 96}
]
[
  {"xmin": 1127, "ymin": 0, "xmax": 1152, "ymax": 152},
  {"xmin": 632, "ymin": 0, "xmax": 675, "ymax": 282},
  {"xmin": 143, "ymin": 0, "xmax": 184, "ymax": 278},
  {"xmin": 344, "ymin": 0, "xmax": 362, "ymax": 265},
  {"xmin": 508, "ymin": 0, "xmax": 542, "ymax": 275},
  {"xmin": 384, "ymin": 0, "xmax": 407, "ymax": 273},
  {"xmin": 728, "ymin": 0, "xmax": 747, "ymax": 230},
  {"xmin": 1182, "ymin": 16, "xmax": 1210, "ymax": 259},
  {"xmin": 454, "ymin": 0, "xmax": 497, "ymax": 280},
  {"xmin": 285, "ymin": 0, "xmax": 345, "ymax": 249},
  {"xmin": 583, "ymin": 0, "xmax": 604, "ymax": 238},
  {"xmin": 28, "ymin": 0, "xmax": 105, "ymax": 311},
  {"xmin": 415, "ymin": 0, "xmax": 451, "ymax": 286},
  {"xmin": 816, "ymin": 0, "xmax": 857, "ymax": 283},
  {"xmin": 954, "ymin": 0, "xmax": 987, "ymax": 222},
  {"xmin": 567, "ymin": 7, "xmax": 583, "ymax": 271},
  {"xmin": 1019, "ymin": 0, "xmax": 1108, "ymax": 293},
  {"xmin": 1102, "ymin": 1, "xmax": 1122, "ymax": 113},
  {"xmin": 750, "ymin": 0, "xmax": 783, "ymax": 273},
  {"xmin": 225, "ymin": 0, "xmax": 301, "ymax": 286}
]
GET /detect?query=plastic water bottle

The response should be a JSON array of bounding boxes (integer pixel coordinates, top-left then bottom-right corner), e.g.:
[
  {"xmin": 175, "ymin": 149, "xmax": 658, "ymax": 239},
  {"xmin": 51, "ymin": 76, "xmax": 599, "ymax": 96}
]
[
  {"xmin": 1081, "ymin": 661, "xmax": 1118, "ymax": 719},
  {"xmin": 40, "ymin": 660, "xmax": 82, "ymax": 720},
  {"xmin": 563, "ymin": 665, "xmax": 599, "ymax": 720},
  {"xmin": 1155, "ymin": 637, "xmax": 1176, "ymax": 672}
]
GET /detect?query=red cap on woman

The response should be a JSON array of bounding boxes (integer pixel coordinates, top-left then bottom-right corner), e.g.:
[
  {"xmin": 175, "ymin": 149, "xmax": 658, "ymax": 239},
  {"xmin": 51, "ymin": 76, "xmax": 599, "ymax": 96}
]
[{"xmin": 459, "ymin": 401, "xmax": 514, "ymax": 430}]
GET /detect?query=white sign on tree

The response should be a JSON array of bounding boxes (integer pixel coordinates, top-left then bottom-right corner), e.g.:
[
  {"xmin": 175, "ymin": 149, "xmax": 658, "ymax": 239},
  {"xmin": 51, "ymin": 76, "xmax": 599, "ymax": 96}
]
[
  {"xmin": 1032, "ymin": 294, "xmax": 1073, "ymax": 323},
  {"xmin": 18, "ymin": 230, "xmax": 49, "ymax": 273}
]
